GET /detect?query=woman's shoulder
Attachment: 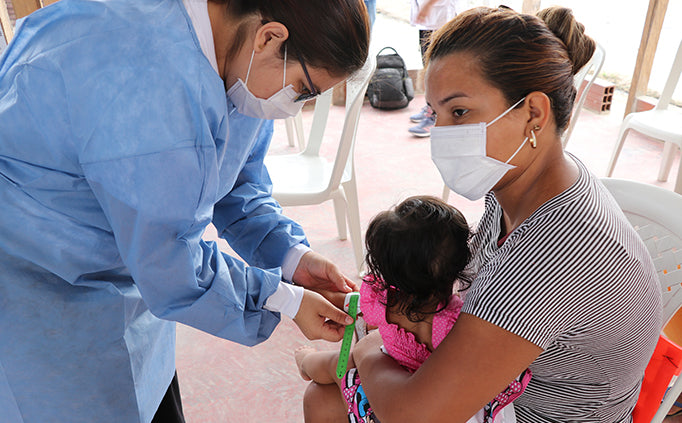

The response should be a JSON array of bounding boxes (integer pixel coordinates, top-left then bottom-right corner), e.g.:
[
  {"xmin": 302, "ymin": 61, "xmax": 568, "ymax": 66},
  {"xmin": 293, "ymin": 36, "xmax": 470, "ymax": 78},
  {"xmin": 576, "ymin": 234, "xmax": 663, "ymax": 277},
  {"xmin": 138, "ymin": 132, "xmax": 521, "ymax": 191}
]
[
  {"xmin": 465, "ymin": 156, "xmax": 661, "ymax": 348},
  {"xmin": 478, "ymin": 155, "xmax": 631, "ymax": 255}
]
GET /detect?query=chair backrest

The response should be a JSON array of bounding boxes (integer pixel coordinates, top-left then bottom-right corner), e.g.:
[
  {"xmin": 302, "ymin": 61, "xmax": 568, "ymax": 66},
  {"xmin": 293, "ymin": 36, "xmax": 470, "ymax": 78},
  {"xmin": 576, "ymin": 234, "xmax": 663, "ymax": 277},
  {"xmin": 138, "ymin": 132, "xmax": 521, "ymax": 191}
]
[
  {"xmin": 305, "ymin": 56, "xmax": 375, "ymax": 193},
  {"xmin": 336, "ymin": 56, "xmax": 376, "ymax": 185},
  {"xmin": 562, "ymin": 43, "xmax": 605, "ymax": 147},
  {"xmin": 656, "ymin": 39, "xmax": 682, "ymax": 111},
  {"xmin": 601, "ymin": 178, "xmax": 682, "ymax": 325},
  {"xmin": 601, "ymin": 178, "xmax": 682, "ymax": 423},
  {"xmin": 300, "ymin": 88, "xmax": 333, "ymax": 157}
]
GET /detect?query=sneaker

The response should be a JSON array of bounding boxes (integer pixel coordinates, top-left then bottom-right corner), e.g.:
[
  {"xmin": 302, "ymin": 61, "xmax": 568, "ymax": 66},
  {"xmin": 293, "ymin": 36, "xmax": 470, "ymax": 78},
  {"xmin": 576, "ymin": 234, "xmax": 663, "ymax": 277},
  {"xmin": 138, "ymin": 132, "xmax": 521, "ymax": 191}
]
[
  {"xmin": 409, "ymin": 105, "xmax": 430, "ymax": 123},
  {"xmin": 408, "ymin": 113, "xmax": 435, "ymax": 137}
]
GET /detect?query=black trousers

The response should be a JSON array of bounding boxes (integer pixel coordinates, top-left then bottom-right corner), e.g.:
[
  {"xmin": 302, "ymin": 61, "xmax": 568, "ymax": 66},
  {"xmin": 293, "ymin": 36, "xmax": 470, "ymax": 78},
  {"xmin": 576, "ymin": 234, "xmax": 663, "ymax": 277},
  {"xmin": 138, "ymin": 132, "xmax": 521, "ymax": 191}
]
[
  {"xmin": 419, "ymin": 29, "xmax": 434, "ymax": 65},
  {"xmin": 152, "ymin": 372, "xmax": 185, "ymax": 423}
]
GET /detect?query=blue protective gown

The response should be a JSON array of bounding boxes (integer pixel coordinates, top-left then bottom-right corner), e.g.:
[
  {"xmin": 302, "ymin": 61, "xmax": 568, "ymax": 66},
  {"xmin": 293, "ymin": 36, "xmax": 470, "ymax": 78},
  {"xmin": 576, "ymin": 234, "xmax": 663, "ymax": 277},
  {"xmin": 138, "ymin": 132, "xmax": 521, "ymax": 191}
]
[{"xmin": 0, "ymin": 0, "xmax": 308, "ymax": 421}]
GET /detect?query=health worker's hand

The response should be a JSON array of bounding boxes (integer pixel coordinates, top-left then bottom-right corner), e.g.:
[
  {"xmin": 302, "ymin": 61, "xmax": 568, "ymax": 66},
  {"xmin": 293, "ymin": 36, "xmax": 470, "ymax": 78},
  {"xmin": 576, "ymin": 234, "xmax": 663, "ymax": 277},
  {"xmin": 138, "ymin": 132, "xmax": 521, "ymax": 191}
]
[
  {"xmin": 293, "ymin": 289, "xmax": 354, "ymax": 342},
  {"xmin": 312, "ymin": 288, "xmax": 349, "ymax": 310},
  {"xmin": 292, "ymin": 251, "xmax": 358, "ymax": 293}
]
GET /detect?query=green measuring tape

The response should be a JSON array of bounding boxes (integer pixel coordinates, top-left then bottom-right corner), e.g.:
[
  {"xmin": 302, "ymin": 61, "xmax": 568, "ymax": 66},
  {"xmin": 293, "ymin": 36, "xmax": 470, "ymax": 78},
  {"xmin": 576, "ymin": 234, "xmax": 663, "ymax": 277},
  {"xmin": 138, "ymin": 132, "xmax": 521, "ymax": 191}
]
[{"xmin": 336, "ymin": 292, "xmax": 360, "ymax": 379}]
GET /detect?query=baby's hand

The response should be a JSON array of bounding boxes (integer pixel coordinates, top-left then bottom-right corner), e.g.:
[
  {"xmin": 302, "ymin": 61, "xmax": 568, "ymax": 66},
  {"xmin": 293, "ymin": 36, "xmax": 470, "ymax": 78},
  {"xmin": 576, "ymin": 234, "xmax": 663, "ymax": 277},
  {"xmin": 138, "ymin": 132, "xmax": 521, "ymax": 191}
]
[{"xmin": 294, "ymin": 346, "xmax": 316, "ymax": 381}]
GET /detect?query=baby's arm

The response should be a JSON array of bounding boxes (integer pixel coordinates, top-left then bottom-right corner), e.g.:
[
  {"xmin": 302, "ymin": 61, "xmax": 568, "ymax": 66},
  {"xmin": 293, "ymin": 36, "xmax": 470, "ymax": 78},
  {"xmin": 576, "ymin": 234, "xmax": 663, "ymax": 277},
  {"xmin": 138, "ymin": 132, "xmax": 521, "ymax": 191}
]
[{"xmin": 295, "ymin": 346, "xmax": 356, "ymax": 386}]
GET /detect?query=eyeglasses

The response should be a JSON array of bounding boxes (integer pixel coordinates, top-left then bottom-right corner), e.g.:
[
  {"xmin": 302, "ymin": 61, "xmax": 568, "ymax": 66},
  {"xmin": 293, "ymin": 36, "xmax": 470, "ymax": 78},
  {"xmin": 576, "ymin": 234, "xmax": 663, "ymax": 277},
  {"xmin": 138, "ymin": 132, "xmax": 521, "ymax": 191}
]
[{"xmin": 294, "ymin": 51, "xmax": 320, "ymax": 103}]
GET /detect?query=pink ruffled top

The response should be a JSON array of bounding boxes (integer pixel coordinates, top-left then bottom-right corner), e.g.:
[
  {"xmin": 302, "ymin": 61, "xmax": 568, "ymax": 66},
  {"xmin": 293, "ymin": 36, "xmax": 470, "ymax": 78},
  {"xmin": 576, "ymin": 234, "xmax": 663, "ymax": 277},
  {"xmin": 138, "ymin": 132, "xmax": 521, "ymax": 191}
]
[{"xmin": 359, "ymin": 281, "xmax": 463, "ymax": 372}]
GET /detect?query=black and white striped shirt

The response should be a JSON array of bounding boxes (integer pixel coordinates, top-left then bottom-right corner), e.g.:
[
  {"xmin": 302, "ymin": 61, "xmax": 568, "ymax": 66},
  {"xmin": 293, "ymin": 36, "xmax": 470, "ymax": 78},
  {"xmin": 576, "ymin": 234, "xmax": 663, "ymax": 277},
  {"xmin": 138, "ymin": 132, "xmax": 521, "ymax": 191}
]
[{"xmin": 462, "ymin": 155, "xmax": 662, "ymax": 422}]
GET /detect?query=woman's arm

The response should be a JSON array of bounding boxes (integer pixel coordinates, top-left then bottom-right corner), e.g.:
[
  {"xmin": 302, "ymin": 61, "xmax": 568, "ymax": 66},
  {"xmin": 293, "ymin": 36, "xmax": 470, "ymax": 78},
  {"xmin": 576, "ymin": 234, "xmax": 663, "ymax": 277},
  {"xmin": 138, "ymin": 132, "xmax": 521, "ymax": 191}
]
[{"xmin": 353, "ymin": 313, "xmax": 543, "ymax": 422}]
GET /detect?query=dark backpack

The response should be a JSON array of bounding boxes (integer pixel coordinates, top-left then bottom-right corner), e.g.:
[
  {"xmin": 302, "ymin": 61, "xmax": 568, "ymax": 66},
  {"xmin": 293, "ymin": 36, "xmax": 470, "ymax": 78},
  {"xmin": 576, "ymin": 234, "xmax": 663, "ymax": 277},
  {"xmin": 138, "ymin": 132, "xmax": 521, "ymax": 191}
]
[{"xmin": 367, "ymin": 47, "xmax": 415, "ymax": 110}]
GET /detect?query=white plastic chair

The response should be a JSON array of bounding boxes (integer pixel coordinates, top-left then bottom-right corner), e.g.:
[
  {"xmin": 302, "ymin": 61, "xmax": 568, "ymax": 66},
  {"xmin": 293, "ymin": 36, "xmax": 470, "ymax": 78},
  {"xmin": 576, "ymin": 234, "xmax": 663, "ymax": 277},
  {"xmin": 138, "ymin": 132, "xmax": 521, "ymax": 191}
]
[
  {"xmin": 265, "ymin": 57, "xmax": 376, "ymax": 272},
  {"xmin": 606, "ymin": 39, "xmax": 682, "ymax": 195},
  {"xmin": 601, "ymin": 177, "xmax": 682, "ymax": 423},
  {"xmin": 284, "ymin": 113, "xmax": 306, "ymax": 151},
  {"xmin": 562, "ymin": 43, "xmax": 606, "ymax": 148}
]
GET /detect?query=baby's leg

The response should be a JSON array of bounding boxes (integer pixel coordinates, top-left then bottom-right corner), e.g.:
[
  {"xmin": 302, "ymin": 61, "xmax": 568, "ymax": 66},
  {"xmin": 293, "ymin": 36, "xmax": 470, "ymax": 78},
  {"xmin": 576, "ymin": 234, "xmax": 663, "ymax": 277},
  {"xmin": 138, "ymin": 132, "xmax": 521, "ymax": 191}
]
[
  {"xmin": 296, "ymin": 346, "xmax": 369, "ymax": 422},
  {"xmin": 296, "ymin": 346, "xmax": 349, "ymax": 422},
  {"xmin": 295, "ymin": 346, "xmax": 343, "ymax": 385},
  {"xmin": 303, "ymin": 382, "xmax": 348, "ymax": 423}
]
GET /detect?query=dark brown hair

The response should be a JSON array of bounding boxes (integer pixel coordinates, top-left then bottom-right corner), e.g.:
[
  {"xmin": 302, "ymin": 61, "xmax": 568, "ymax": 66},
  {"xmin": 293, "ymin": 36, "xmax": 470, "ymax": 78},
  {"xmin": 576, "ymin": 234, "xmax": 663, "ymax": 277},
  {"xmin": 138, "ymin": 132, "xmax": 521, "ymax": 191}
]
[
  {"xmin": 364, "ymin": 196, "xmax": 472, "ymax": 322},
  {"xmin": 212, "ymin": 0, "xmax": 370, "ymax": 77},
  {"xmin": 425, "ymin": 6, "xmax": 596, "ymax": 134}
]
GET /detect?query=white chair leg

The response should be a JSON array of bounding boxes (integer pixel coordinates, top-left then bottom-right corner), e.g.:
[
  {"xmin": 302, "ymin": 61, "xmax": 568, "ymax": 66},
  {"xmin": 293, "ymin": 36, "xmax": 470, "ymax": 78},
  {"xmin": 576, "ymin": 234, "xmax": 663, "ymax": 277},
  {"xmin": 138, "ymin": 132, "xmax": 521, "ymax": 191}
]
[
  {"xmin": 332, "ymin": 193, "xmax": 348, "ymax": 240},
  {"xmin": 294, "ymin": 112, "xmax": 305, "ymax": 151},
  {"xmin": 342, "ymin": 179, "xmax": 365, "ymax": 273},
  {"xmin": 442, "ymin": 183, "xmax": 450, "ymax": 202},
  {"xmin": 675, "ymin": 161, "xmax": 682, "ymax": 195},
  {"xmin": 658, "ymin": 141, "xmax": 677, "ymax": 182},
  {"xmin": 606, "ymin": 125, "xmax": 633, "ymax": 177},
  {"xmin": 284, "ymin": 118, "xmax": 296, "ymax": 147}
]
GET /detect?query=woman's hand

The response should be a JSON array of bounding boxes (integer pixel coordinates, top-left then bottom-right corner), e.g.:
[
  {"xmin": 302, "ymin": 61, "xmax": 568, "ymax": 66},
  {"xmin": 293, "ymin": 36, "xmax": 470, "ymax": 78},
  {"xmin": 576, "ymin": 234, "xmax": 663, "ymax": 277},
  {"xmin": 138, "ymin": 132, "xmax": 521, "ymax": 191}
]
[
  {"xmin": 293, "ymin": 289, "xmax": 354, "ymax": 342},
  {"xmin": 292, "ymin": 251, "xmax": 358, "ymax": 293}
]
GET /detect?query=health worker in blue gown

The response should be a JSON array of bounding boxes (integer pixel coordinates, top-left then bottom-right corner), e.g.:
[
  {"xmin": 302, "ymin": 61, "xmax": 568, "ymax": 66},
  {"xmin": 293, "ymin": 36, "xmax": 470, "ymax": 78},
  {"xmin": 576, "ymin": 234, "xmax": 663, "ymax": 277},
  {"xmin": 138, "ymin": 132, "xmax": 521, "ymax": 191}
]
[{"xmin": 0, "ymin": 0, "xmax": 370, "ymax": 421}]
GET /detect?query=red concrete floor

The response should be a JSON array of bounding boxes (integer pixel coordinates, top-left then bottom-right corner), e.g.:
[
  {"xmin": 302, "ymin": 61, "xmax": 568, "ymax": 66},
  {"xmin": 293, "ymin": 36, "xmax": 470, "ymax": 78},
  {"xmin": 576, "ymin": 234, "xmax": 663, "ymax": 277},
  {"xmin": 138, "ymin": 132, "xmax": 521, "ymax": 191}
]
[{"xmin": 176, "ymin": 91, "xmax": 680, "ymax": 422}]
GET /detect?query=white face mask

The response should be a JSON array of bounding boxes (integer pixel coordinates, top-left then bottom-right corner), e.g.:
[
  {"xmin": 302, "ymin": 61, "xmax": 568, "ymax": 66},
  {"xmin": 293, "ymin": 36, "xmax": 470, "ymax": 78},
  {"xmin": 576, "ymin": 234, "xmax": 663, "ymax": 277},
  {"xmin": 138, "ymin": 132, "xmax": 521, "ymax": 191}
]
[
  {"xmin": 430, "ymin": 97, "xmax": 528, "ymax": 201},
  {"xmin": 227, "ymin": 45, "xmax": 305, "ymax": 119}
]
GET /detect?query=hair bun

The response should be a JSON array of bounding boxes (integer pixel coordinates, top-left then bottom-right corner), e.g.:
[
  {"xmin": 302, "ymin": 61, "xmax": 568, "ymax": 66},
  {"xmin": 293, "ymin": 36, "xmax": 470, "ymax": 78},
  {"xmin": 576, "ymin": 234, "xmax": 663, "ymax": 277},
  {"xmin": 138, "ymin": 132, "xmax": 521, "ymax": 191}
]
[{"xmin": 537, "ymin": 6, "xmax": 596, "ymax": 75}]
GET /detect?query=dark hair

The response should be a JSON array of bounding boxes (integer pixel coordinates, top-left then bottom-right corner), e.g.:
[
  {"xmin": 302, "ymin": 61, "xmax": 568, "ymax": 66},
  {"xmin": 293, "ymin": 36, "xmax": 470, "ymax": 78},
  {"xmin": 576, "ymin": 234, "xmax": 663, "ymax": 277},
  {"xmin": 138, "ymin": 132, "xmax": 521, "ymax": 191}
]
[
  {"xmin": 425, "ymin": 6, "xmax": 596, "ymax": 134},
  {"xmin": 364, "ymin": 196, "xmax": 472, "ymax": 322},
  {"xmin": 212, "ymin": 0, "xmax": 370, "ymax": 77}
]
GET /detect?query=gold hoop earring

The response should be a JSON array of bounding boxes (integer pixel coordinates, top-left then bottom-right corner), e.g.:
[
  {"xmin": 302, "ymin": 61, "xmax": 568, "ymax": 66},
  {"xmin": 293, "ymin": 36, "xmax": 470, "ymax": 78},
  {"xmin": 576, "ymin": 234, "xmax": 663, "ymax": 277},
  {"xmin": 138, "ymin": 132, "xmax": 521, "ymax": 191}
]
[
  {"xmin": 530, "ymin": 130, "xmax": 537, "ymax": 148},
  {"xmin": 530, "ymin": 125, "xmax": 540, "ymax": 148}
]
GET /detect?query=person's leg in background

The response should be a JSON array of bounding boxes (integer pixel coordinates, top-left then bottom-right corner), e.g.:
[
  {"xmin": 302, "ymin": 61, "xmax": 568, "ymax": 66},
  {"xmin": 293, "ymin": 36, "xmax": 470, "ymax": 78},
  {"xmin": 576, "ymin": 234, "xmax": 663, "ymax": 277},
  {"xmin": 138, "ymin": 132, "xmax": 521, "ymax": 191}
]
[
  {"xmin": 364, "ymin": 0, "xmax": 376, "ymax": 30},
  {"xmin": 408, "ymin": 29, "xmax": 436, "ymax": 137},
  {"xmin": 419, "ymin": 29, "xmax": 433, "ymax": 61}
]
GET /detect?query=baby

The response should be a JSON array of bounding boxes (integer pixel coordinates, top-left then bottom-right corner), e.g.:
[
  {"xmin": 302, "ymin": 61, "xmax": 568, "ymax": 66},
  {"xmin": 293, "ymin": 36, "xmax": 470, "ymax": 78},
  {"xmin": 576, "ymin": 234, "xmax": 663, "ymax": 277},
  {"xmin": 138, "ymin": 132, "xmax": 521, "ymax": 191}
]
[{"xmin": 295, "ymin": 196, "xmax": 531, "ymax": 422}]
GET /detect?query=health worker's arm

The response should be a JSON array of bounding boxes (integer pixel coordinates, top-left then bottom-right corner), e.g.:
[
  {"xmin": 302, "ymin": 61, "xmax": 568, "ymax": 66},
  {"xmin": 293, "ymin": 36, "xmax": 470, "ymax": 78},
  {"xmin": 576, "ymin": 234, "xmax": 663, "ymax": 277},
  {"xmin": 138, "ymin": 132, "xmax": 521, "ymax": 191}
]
[
  {"xmin": 211, "ymin": 118, "xmax": 356, "ymax": 294},
  {"xmin": 82, "ymin": 152, "xmax": 281, "ymax": 345},
  {"xmin": 78, "ymin": 72, "xmax": 289, "ymax": 346},
  {"xmin": 352, "ymin": 313, "xmax": 542, "ymax": 422},
  {"xmin": 211, "ymin": 119, "xmax": 307, "ymax": 272}
]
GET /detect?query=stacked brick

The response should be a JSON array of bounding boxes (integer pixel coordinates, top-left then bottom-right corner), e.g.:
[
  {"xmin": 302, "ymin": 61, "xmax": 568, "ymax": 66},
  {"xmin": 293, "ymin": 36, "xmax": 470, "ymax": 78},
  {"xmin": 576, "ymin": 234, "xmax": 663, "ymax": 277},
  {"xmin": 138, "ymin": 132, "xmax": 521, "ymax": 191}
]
[{"xmin": 578, "ymin": 78, "xmax": 615, "ymax": 113}]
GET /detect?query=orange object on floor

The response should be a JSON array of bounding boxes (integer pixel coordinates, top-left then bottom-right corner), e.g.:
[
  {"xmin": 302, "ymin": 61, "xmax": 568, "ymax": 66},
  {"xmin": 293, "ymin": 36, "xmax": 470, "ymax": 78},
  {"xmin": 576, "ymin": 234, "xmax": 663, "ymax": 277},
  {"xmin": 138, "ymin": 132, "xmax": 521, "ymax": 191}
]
[{"xmin": 633, "ymin": 335, "xmax": 682, "ymax": 423}]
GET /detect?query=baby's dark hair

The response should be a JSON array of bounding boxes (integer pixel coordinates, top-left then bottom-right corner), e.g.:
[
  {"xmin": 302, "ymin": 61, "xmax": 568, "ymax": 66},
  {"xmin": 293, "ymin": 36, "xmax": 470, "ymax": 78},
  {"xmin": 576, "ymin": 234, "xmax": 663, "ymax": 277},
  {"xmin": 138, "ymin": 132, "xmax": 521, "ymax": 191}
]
[{"xmin": 364, "ymin": 196, "xmax": 473, "ymax": 322}]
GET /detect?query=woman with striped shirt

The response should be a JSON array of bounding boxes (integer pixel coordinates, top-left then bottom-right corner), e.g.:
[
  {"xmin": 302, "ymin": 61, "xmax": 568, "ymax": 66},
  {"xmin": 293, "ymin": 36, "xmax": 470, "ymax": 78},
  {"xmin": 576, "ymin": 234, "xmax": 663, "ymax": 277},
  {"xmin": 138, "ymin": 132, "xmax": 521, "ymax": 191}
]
[{"xmin": 307, "ymin": 6, "xmax": 662, "ymax": 423}]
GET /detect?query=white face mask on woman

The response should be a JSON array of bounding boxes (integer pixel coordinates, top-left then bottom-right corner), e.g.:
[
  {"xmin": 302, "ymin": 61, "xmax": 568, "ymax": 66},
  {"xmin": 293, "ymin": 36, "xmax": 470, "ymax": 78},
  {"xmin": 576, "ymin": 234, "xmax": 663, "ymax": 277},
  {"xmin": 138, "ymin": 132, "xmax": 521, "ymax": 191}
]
[
  {"xmin": 227, "ymin": 45, "xmax": 305, "ymax": 119},
  {"xmin": 430, "ymin": 97, "xmax": 528, "ymax": 201}
]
